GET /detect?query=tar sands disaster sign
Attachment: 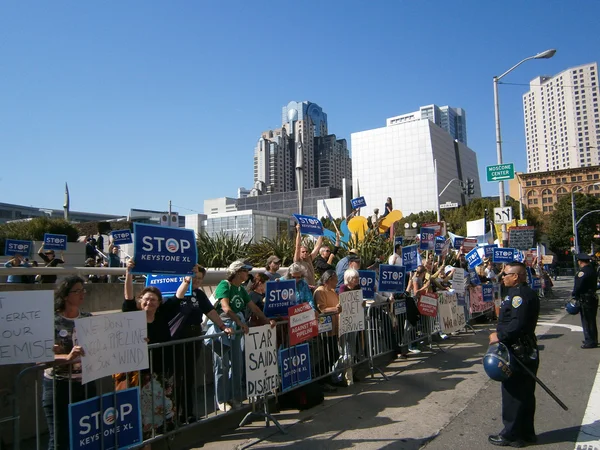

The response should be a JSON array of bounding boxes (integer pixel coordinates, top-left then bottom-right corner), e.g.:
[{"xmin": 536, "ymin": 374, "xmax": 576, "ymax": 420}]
[
  {"xmin": 486, "ymin": 163, "xmax": 515, "ymax": 182},
  {"xmin": 245, "ymin": 324, "xmax": 278, "ymax": 398}
]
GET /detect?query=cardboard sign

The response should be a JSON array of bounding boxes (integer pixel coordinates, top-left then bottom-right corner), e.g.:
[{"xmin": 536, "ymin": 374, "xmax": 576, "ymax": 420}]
[
  {"xmin": 111, "ymin": 229, "xmax": 133, "ymax": 245},
  {"xmin": 466, "ymin": 248, "xmax": 483, "ymax": 269},
  {"xmin": 542, "ymin": 255, "xmax": 554, "ymax": 264},
  {"xmin": 350, "ymin": 196, "xmax": 367, "ymax": 209},
  {"xmin": 43, "ymin": 233, "xmax": 67, "ymax": 251},
  {"xmin": 0, "ymin": 290, "xmax": 55, "ymax": 365},
  {"xmin": 402, "ymin": 245, "xmax": 419, "ymax": 272},
  {"xmin": 419, "ymin": 227, "xmax": 435, "ymax": 251},
  {"xmin": 339, "ymin": 290, "xmax": 365, "ymax": 337},
  {"xmin": 68, "ymin": 387, "xmax": 142, "ymax": 450},
  {"xmin": 462, "ymin": 238, "xmax": 478, "ymax": 252},
  {"xmin": 289, "ymin": 303, "xmax": 317, "ymax": 346},
  {"xmin": 263, "ymin": 280, "xmax": 297, "ymax": 318},
  {"xmin": 318, "ymin": 315, "xmax": 333, "ymax": 333},
  {"xmin": 145, "ymin": 275, "xmax": 191, "ymax": 298},
  {"xmin": 469, "ymin": 286, "xmax": 494, "ymax": 313},
  {"xmin": 482, "ymin": 284, "xmax": 494, "ymax": 302},
  {"xmin": 418, "ymin": 293, "xmax": 438, "ymax": 317},
  {"xmin": 279, "ymin": 344, "xmax": 311, "ymax": 392},
  {"xmin": 378, "ymin": 264, "xmax": 406, "ymax": 293},
  {"xmin": 452, "ymin": 268, "xmax": 466, "ymax": 295},
  {"xmin": 493, "ymin": 247, "xmax": 515, "ymax": 263},
  {"xmin": 438, "ymin": 292, "xmax": 466, "ymax": 334},
  {"xmin": 434, "ymin": 236, "xmax": 446, "ymax": 255},
  {"xmin": 4, "ymin": 239, "xmax": 32, "ymax": 256},
  {"xmin": 358, "ymin": 270, "xmax": 376, "ymax": 299},
  {"xmin": 245, "ymin": 325, "xmax": 278, "ymax": 398},
  {"xmin": 132, "ymin": 223, "xmax": 197, "ymax": 275},
  {"xmin": 293, "ymin": 214, "xmax": 324, "ymax": 236},
  {"xmin": 394, "ymin": 236, "xmax": 404, "ymax": 247},
  {"xmin": 75, "ymin": 311, "xmax": 149, "ymax": 384},
  {"xmin": 508, "ymin": 226, "xmax": 535, "ymax": 250}
]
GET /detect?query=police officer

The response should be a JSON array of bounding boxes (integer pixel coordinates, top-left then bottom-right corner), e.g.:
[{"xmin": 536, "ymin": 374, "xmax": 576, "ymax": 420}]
[
  {"xmin": 488, "ymin": 261, "xmax": 540, "ymax": 447},
  {"xmin": 573, "ymin": 253, "xmax": 598, "ymax": 349}
]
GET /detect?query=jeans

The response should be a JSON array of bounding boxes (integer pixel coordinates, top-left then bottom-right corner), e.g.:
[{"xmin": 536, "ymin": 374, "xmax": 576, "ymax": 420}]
[{"xmin": 209, "ymin": 320, "xmax": 244, "ymax": 405}]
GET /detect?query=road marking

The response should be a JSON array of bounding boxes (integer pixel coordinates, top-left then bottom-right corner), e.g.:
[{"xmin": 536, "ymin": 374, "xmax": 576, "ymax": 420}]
[
  {"xmin": 537, "ymin": 322, "xmax": 583, "ymax": 332},
  {"xmin": 575, "ymin": 363, "xmax": 600, "ymax": 450}
]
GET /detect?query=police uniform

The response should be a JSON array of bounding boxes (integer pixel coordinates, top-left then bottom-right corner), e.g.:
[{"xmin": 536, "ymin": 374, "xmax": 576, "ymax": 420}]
[
  {"xmin": 572, "ymin": 255, "xmax": 598, "ymax": 348},
  {"xmin": 496, "ymin": 282, "xmax": 540, "ymax": 443}
]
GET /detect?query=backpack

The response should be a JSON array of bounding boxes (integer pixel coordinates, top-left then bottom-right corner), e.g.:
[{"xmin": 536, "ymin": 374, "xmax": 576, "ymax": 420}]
[{"xmin": 278, "ymin": 382, "xmax": 324, "ymax": 411}]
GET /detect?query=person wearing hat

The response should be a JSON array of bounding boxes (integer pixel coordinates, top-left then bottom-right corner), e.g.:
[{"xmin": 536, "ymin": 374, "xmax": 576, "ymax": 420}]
[
  {"xmin": 335, "ymin": 249, "xmax": 359, "ymax": 289},
  {"xmin": 573, "ymin": 253, "xmax": 598, "ymax": 349},
  {"xmin": 37, "ymin": 244, "xmax": 65, "ymax": 284},
  {"xmin": 264, "ymin": 255, "xmax": 282, "ymax": 281}
]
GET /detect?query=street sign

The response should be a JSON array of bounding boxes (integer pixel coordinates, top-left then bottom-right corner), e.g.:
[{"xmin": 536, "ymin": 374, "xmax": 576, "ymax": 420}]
[
  {"xmin": 493, "ymin": 207, "xmax": 513, "ymax": 224},
  {"xmin": 486, "ymin": 163, "xmax": 515, "ymax": 182},
  {"xmin": 440, "ymin": 202, "xmax": 459, "ymax": 209}
]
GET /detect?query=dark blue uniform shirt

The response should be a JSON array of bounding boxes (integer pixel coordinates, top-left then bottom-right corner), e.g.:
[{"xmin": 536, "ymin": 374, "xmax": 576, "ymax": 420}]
[{"xmin": 497, "ymin": 283, "xmax": 540, "ymax": 346}]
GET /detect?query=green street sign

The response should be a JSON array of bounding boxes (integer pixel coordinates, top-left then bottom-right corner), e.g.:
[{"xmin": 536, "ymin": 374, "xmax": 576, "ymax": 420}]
[{"xmin": 486, "ymin": 163, "xmax": 515, "ymax": 182}]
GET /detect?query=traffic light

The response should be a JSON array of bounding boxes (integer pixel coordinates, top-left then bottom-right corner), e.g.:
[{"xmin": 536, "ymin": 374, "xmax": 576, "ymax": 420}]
[
  {"xmin": 460, "ymin": 180, "xmax": 467, "ymax": 195},
  {"xmin": 467, "ymin": 178, "xmax": 475, "ymax": 196}
]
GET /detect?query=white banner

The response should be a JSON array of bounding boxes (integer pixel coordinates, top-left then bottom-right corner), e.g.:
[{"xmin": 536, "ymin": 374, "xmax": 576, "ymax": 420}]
[
  {"xmin": 0, "ymin": 291, "xmax": 55, "ymax": 365},
  {"xmin": 339, "ymin": 290, "xmax": 365, "ymax": 337},
  {"xmin": 438, "ymin": 292, "xmax": 466, "ymax": 334},
  {"xmin": 452, "ymin": 268, "xmax": 466, "ymax": 295},
  {"xmin": 245, "ymin": 324, "xmax": 278, "ymax": 398},
  {"xmin": 75, "ymin": 311, "xmax": 149, "ymax": 384}
]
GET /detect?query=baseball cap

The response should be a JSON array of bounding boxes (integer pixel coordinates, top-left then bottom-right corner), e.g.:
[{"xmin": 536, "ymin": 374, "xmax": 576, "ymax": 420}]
[
  {"xmin": 349, "ymin": 248, "xmax": 359, "ymax": 255},
  {"xmin": 444, "ymin": 265, "xmax": 454, "ymax": 275},
  {"xmin": 266, "ymin": 255, "xmax": 281, "ymax": 265},
  {"xmin": 227, "ymin": 260, "xmax": 253, "ymax": 274}
]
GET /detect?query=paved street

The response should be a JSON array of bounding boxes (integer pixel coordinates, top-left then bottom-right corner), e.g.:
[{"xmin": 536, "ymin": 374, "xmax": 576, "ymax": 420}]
[{"xmin": 191, "ymin": 279, "xmax": 600, "ymax": 450}]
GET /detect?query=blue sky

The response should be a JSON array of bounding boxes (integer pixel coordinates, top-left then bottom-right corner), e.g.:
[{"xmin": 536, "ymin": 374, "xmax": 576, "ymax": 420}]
[{"xmin": 2, "ymin": 1, "xmax": 599, "ymax": 216}]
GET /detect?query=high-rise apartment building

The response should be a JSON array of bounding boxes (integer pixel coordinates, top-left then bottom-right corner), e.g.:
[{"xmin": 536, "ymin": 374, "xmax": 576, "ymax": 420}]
[
  {"xmin": 253, "ymin": 101, "xmax": 351, "ymax": 194},
  {"xmin": 524, "ymin": 62, "xmax": 600, "ymax": 173}
]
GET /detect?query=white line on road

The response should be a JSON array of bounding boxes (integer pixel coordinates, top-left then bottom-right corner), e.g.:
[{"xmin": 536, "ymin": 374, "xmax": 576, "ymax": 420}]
[
  {"xmin": 537, "ymin": 322, "xmax": 583, "ymax": 332},
  {"xmin": 575, "ymin": 363, "xmax": 600, "ymax": 450}
]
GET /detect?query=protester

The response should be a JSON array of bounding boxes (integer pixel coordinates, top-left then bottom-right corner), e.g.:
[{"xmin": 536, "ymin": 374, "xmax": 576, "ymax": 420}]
[
  {"xmin": 4, "ymin": 254, "xmax": 30, "ymax": 283},
  {"xmin": 313, "ymin": 232, "xmax": 341, "ymax": 277},
  {"xmin": 43, "ymin": 276, "xmax": 96, "ymax": 450},
  {"xmin": 484, "ymin": 259, "xmax": 498, "ymax": 282},
  {"xmin": 335, "ymin": 249, "xmax": 359, "ymax": 286},
  {"xmin": 337, "ymin": 268, "xmax": 363, "ymax": 384},
  {"xmin": 263, "ymin": 255, "xmax": 282, "ymax": 281},
  {"xmin": 37, "ymin": 244, "xmax": 65, "ymax": 284},
  {"xmin": 336, "ymin": 254, "xmax": 360, "ymax": 290},
  {"xmin": 293, "ymin": 223, "xmax": 323, "ymax": 286},
  {"xmin": 388, "ymin": 244, "xmax": 402, "ymax": 266},
  {"xmin": 107, "ymin": 242, "xmax": 121, "ymax": 283},
  {"xmin": 85, "ymin": 237, "xmax": 97, "ymax": 261},
  {"xmin": 338, "ymin": 268, "xmax": 360, "ymax": 293},
  {"xmin": 246, "ymin": 272, "xmax": 269, "ymax": 314},
  {"xmin": 280, "ymin": 263, "xmax": 318, "ymax": 311}
]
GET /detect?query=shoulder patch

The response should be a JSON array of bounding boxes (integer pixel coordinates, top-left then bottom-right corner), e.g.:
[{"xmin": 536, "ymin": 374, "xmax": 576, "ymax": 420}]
[
  {"xmin": 578, "ymin": 272, "xmax": 585, "ymax": 278},
  {"xmin": 512, "ymin": 296, "xmax": 523, "ymax": 308}
]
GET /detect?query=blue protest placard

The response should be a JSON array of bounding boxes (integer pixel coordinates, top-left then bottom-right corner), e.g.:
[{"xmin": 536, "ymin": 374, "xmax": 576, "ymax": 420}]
[
  {"xmin": 468, "ymin": 269, "xmax": 481, "ymax": 285},
  {"xmin": 350, "ymin": 196, "xmax": 367, "ymax": 209},
  {"xmin": 264, "ymin": 279, "xmax": 297, "ymax": 318},
  {"xmin": 402, "ymin": 245, "xmax": 419, "ymax": 272},
  {"xmin": 434, "ymin": 236, "xmax": 446, "ymax": 255},
  {"xmin": 456, "ymin": 293, "xmax": 466, "ymax": 306},
  {"xmin": 493, "ymin": 247, "xmax": 515, "ymax": 263},
  {"xmin": 69, "ymin": 387, "xmax": 142, "ymax": 450},
  {"xmin": 378, "ymin": 264, "xmax": 406, "ymax": 293},
  {"xmin": 532, "ymin": 277, "xmax": 542, "ymax": 290},
  {"xmin": 466, "ymin": 248, "xmax": 483, "ymax": 269},
  {"xmin": 279, "ymin": 344, "xmax": 311, "ymax": 392},
  {"xmin": 293, "ymin": 214, "xmax": 324, "ymax": 236},
  {"xmin": 111, "ymin": 229, "xmax": 133, "ymax": 245},
  {"xmin": 146, "ymin": 275, "xmax": 191, "ymax": 297},
  {"xmin": 482, "ymin": 284, "xmax": 494, "ymax": 302},
  {"xmin": 419, "ymin": 227, "xmax": 435, "ymax": 251},
  {"xmin": 358, "ymin": 270, "xmax": 376, "ymax": 299},
  {"xmin": 43, "ymin": 233, "xmax": 67, "ymax": 251},
  {"xmin": 4, "ymin": 239, "xmax": 32, "ymax": 256},
  {"xmin": 483, "ymin": 244, "xmax": 498, "ymax": 259},
  {"xmin": 526, "ymin": 267, "xmax": 533, "ymax": 286},
  {"xmin": 514, "ymin": 251, "xmax": 524, "ymax": 262},
  {"xmin": 453, "ymin": 236, "xmax": 465, "ymax": 250},
  {"xmin": 394, "ymin": 236, "xmax": 404, "ymax": 248},
  {"xmin": 132, "ymin": 223, "xmax": 197, "ymax": 276}
]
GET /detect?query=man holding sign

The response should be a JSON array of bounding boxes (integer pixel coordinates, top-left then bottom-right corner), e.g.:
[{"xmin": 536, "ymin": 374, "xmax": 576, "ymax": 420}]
[
  {"xmin": 37, "ymin": 243, "xmax": 65, "ymax": 284},
  {"xmin": 294, "ymin": 222, "xmax": 324, "ymax": 286}
]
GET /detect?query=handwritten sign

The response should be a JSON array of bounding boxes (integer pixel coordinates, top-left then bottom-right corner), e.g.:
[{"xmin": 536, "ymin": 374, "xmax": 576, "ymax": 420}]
[
  {"xmin": 264, "ymin": 280, "xmax": 297, "ymax": 318},
  {"xmin": 132, "ymin": 223, "xmax": 197, "ymax": 275},
  {"xmin": 402, "ymin": 245, "xmax": 419, "ymax": 271},
  {"xmin": 245, "ymin": 325, "xmax": 279, "ymax": 397},
  {"xmin": 43, "ymin": 233, "xmax": 67, "ymax": 251},
  {"xmin": 378, "ymin": 264, "xmax": 406, "ymax": 293},
  {"xmin": 289, "ymin": 303, "xmax": 317, "ymax": 346},
  {"xmin": 419, "ymin": 227, "xmax": 435, "ymax": 251},
  {"xmin": 469, "ymin": 286, "xmax": 494, "ymax": 314},
  {"xmin": 318, "ymin": 315, "xmax": 333, "ymax": 333},
  {"xmin": 350, "ymin": 196, "xmax": 367, "ymax": 209},
  {"xmin": 4, "ymin": 239, "xmax": 32, "ymax": 256},
  {"xmin": 111, "ymin": 229, "xmax": 133, "ymax": 246},
  {"xmin": 75, "ymin": 311, "xmax": 149, "ymax": 384},
  {"xmin": 493, "ymin": 247, "xmax": 515, "ymax": 263},
  {"xmin": 542, "ymin": 255, "xmax": 554, "ymax": 264},
  {"xmin": 339, "ymin": 290, "xmax": 365, "ymax": 337},
  {"xmin": 452, "ymin": 268, "xmax": 466, "ymax": 295},
  {"xmin": 438, "ymin": 292, "xmax": 466, "ymax": 334},
  {"xmin": 0, "ymin": 291, "xmax": 54, "ymax": 365},
  {"xmin": 293, "ymin": 214, "xmax": 324, "ymax": 236},
  {"xmin": 145, "ymin": 275, "xmax": 191, "ymax": 298},
  {"xmin": 358, "ymin": 270, "xmax": 376, "ymax": 299},
  {"xmin": 509, "ymin": 226, "xmax": 535, "ymax": 250},
  {"xmin": 279, "ymin": 344, "xmax": 311, "ymax": 392}
]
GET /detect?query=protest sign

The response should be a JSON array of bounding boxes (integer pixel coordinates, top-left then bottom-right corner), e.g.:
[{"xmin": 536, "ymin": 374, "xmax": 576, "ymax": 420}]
[
  {"xmin": 145, "ymin": 275, "xmax": 191, "ymax": 297},
  {"xmin": 394, "ymin": 236, "xmax": 404, "ymax": 247},
  {"xmin": 532, "ymin": 277, "xmax": 542, "ymax": 290},
  {"xmin": 418, "ymin": 293, "xmax": 438, "ymax": 317},
  {"xmin": 111, "ymin": 229, "xmax": 133, "ymax": 246},
  {"xmin": 75, "ymin": 311, "xmax": 149, "ymax": 384},
  {"xmin": 483, "ymin": 244, "xmax": 498, "ymax": 259},
  {"xmin": 462, "ymin": 238, "xmax": 478, "ymax": 252},
  {"xmin": 508, "ymin": 226, "xmax": 535, "ymax": 250},
  {"xmin": 263, "ymin": 280, "xmax": 297, "ymax": 318},
  {"xmin": 4, "ymin": 239, "xmax": 32, "ymax": 256},
  {"xmin": 69, "ymin": 387, "xmax": 142, "ymax": 450},
  {"xmin": 402, "ymin": 245, "xmax": 419, "ymax": 271},
  {"xmin": 339, "ymin": 290, "xmax": 365, "ymax": 337},
  {"xmin": 293, "ymin": 214, "xmax": 324, "ymax": 236},
  {"xmin": 438, "ymin": 292, "xmax": 466, "ymax": 334},
  {"xmin": 419, "ymin": 227, "xmax": 435, "ymax": 251},
  {"xmin": 525, "ymin": 252, "xmax": 535, "ymax": 267},
  {"xmin": 245, "ymin": 325, "xmax": 279, "ymax": 398},
  {"xmin": 452, "ymin": 268, "xmax": 466, "ymax": 295},
  {"xmin": 0, "ymin": 290, "xmax": 54, "ymax": 365},
  {"xmin": 279, "ymin": 344, "xmax": 311, "ymax": 392},
  {"xmin": 482, "ymin": 284, "xmax": 494, "ymax": 302},
  {"xmin": 358, "ymin": 270, "xmax": 376, "ymax": 299},
  {"xmin": 377, "ymin": 264, "xmax": 406, "ymax": 293},
  {"xmin": 469, "ymin": 286, "xmax": 494, "ymax": 313},
  {"xmin": 351, "ymin": 196, "xmax": 367, "ymax": 209},
  {"xmin": 493, "ymin": 247, "xmax": 515, "ymax": 263},
  {"xmin": 434, "ymin": 236, "xmax": 446, "ymax": 255},
  {"xmin": 452, "ymin": 236, "xmax": 465, "ymax": 250},
  {"xmin": 132, "ymin": 223, "xmax": 197, "ymax": 276},
  {"xmin": 318, "ymin": 315, "xmax": 333, "ymax": 333},
  {"xmin": 542, "ymin": 255, "xmax": 554, "ymax": 264},
  {"xmin": 43, "ymin": 233, "xmax": 67, "ymax": 251},
  {"xmin": 466, "ymin": 247, "xmax": 483, "ymax": 269},
  {"xmin": 421, "ymin": 222, "xmax": 446, "ymax": 237},
  {"xmin": 393, "ymin": 299, "xmax": 407, "ymax": 315},
  {"xmin": 289, "ymin": 303, "xmax": 317, "ymax": 346},
  {"xmin": 468, "ymin": 268, "xmax": 481, "ymax": 286}
]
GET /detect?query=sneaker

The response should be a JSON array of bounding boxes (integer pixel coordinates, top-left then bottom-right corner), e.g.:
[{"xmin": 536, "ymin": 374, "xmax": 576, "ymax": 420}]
[
  {"xmin": 217, "ymin": 402, "xmax": 231, "ymax": 412},
  {"xmin": 439, "ymin": 333, "xmax": 449, "ymax": 340},
  {"xmin": 408, "ymin": 348, "xmax": 421, "ymax": 354}
]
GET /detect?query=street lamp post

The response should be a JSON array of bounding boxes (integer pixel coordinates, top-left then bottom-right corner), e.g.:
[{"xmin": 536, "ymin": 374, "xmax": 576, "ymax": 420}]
[
  {"xmin": 493, "ymin": 48, "xmax": 556, "ymax": 247},
  {"xmin": 571, "ymin": 183, "xmax": 600, "ymax": 268}
]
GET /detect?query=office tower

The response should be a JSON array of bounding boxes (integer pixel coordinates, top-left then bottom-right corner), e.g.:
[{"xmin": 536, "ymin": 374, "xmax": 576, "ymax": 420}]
[{"xmin": 253, "ymin": 128, "xmax": 294, "ymax": 194}]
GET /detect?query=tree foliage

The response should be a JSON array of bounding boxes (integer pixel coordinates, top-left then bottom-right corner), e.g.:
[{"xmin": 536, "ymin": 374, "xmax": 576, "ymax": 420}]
[
  {"xmin": 547, "ymin": 193, "xmax": 600, "ymax": 254},
  {"xmin": 74, "ymin": 220, "xmax": 133, "ymax": 237},
  {"xmin": 0, "ymin": 217, "xmax": 81, "ymax": 255}
]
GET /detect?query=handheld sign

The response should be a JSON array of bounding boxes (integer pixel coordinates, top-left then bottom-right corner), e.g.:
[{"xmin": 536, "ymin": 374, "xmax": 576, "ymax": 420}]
[
  {"xmin": 466, "ymin": 248, "xmax": 483, "ymax": 269},
  {"xmin": 452, "ymin": 236, "xmax": 465, "ymax": 250},
  {"xmin": 394, "ymin": 236, "xmax": 404, "ymax": 247},
  {"xmin": 279, "ymin": 344, "xmax": 311, "ymax": 392},
  {"xmin": 493, "ymin": 247, "xmax": 515, "ymax": 263},
  {"xmin": 468, "ymin": 268, "xmax": 481, "ymax": 285},
  {"xmin": 289, "ymin": 302, "xmax": 317, "ymax": 346},
  {"xmin": 351, "ymin": 196, "xmax": 367, "ymax": 209},
  {"xmin": 419, "ymin": 227, "xmax": 435, "ymax": 251},
  {"xmin": 358, "ymin": 270, "xmax": 376, "ymax": 299},
  {"xmin": 132, "ymin": 223, "xmax": 197, "ymax": 276},
  {"xmin": 462, "ymin": 238, "xmax": 478, "ymax": 252},
  {"xmin": 69, "ymin": 387, "xmax": 142, "ymax": 450},
  {"xmin": 418, "ymin": 293, "xmax": 438, "ymax": 317},
  {"xmin": 264, "ymin": 280, "xmax": 297, "ymax": 318},
  {"xmin": 434, "ymin": 236, "xmax": 446, "ymax": 255},
  {"xmin": 4, "ymin": 239, "xmax": 32, "ymax": 256},
  {"xmin": 482, "ymin": 284, "xmax": 494, "ymax": 302},
  {"xmin": 438, "ymin": 292, "xmax": 466, "ymax": 334},
  {"xmin": 293, "ymin": 214, "xmax": 324, "ymax": 236},
  {"xmin": 318, "ymin": 315, "xmax": 333, "ymax": 333},
  {"xmin": 531, "ymin": 277, "xmax": 542, "ymax": 290},
  {"xmin": 378, "ymin": 264, "xmax": 406, "ymax": 293},
  {"xmin": 339, "ymin": 290, "xmax": 365, "ymax": 337},
  {"xmin": 245, "ymin": 325, "xmax": 278, "ymax": 398},
  {"xmin": 483, "ymin": 244, "xmax": 498, "ymax": 259},
  {"xmin": 402, "ymin": 245, "xmax": 419, "ymax": 272},
  {"xmin": 43, "ymin": 233, "xmax": 67, "ymax": 251},
  {"xmin": 111, "ymin": 229, "xmax": 133, "ymax": 245},
  {"xmin": 146, "ymin": 275, "xmax": 191, "ymax": 297},
  {"xmin": 452, "ymin": 268, "xmax": 466, "ymax": 295}
]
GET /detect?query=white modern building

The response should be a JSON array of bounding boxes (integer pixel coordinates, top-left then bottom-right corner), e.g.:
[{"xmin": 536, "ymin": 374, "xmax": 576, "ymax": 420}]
[
  {"xmin": 203, "ymin": 197, "xmax": 237, "ymax": 215},
  {"xmin": 204, "ymin": 210, "xmax": 292, "ymax": 243},
  {"xmin": 524, "ymin": 62, "xmax": 600, "ymax": 173},
  {"xmin": 351, "ymin": 116, "xmax": 480, "ymax": 216}
]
